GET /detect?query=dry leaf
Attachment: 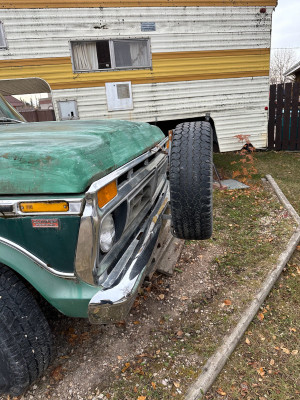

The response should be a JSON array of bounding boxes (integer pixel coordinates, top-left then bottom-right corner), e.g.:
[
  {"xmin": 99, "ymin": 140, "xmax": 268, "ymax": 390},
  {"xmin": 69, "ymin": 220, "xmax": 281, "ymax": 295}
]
[
  {"xmin": 51, "ymin": 365, "xmax": 64, "ymax": 381},
  {"xmin": 177, "ymin": 330, "xmax": 183, "ymax": 337},
  {"xmin": 257, "ymin": 367, "xmax": 265, "ymax": 377},
  {"xmin": 137, "ymin": 396, "xmax": 146, "ymax": 400},
  {"xmin": 224, "ymin": 299, "xmax": 232, "ymax": 306},
  {"xmin": 133, "ymin": 321, "xmax": 140, "ymax": 325},
  {"xmin": 151, "ymin": 382, "xmax": 156, "ymax": 389},
  {"xmin": 217, "ymin": 388, "xmax": 226, "ymax": 396},
  {"xmin": 134, "ymin": 387, "xmax": 138, "ymax": 393},
  {"xmin": 117, "ymin": 356, "xmax": 123, "ymax": 360},
  {"xmin": 121, "ymin": 362, "xmax": 130, "ymax": 373},
  {"xmin": 158, "ymin": 294, "xmax": 165, "ymax": 300},
  {"xmin": 289, "ymin": 327, "xmax": 297, "ymax": 332},
  {"xmin": 282, "ymin": 348, "xmax": 290, "ymax": 354},
  {"xmin": 181, "ymin": 296, "xmax": 189, "ymax": 301},
  {"xmin": 291, "ymin": 350, "xmax": 299, "ymax": 355},
  {"xmin": 245, "ymin": 337, "xmax": 251, "ymax": 345},
  {"xmin": 270, "ymin": 359, "xmax": 275, "ymax": 366},
  {"xmin": 257, "ymin": 313, "xmax": 264, "ymax": 321},
  {"xmin": 173, "ymin": 382, "xmax": 180, "ymax": 388}
]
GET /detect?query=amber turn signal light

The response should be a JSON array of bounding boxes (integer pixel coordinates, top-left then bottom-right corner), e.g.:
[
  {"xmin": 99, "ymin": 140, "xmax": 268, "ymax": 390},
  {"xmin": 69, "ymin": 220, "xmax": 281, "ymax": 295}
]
[
  {"xmin": 97, "ymin": 180, "xmax": 118, "ymax": 208},
  {"xmin": 20, "ymin": 201, "xmax": 69, "ymax": 213}
]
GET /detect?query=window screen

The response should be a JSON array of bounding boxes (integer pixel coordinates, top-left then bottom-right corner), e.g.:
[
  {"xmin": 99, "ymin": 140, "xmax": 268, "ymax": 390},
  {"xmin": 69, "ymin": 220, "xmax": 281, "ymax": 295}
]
[
  {"xmin": 114, "ymin": 40, "xmax": 149, "ymax": 68},
  {"xmin": 0, "ymin": 22, "xmax": 7, "ymax": 48}
]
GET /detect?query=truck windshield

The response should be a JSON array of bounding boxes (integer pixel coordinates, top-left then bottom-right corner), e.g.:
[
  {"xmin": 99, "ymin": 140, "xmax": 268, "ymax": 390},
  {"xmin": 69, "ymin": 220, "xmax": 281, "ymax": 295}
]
[{"xmin": 0, "ymin": 94, "xmax": 25, "ymax": 123}]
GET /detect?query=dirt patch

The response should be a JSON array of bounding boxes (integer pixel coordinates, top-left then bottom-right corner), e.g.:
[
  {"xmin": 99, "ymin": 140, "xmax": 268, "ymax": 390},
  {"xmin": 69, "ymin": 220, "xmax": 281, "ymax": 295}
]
[{"xmin": 8, "ymin": 241, "xmax": 219, "ymax": 400}]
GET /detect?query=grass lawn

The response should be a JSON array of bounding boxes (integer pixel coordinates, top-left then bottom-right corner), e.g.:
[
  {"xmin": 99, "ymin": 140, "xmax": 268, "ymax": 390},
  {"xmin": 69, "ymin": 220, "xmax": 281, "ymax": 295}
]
[
  {"xmin": 205, "ymin": 150, "xmax": 300, "ymax": 400},
  {"xmin": 93, "ymin": 151, "xmax": 299, "ymax": 400}
]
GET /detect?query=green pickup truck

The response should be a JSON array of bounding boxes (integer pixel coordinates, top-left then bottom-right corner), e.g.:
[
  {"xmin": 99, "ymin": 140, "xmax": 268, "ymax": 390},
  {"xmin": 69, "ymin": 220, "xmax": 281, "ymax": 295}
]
[{"xmin": 0, "ymin": 94, "xmax": 213, "ymax": 396}]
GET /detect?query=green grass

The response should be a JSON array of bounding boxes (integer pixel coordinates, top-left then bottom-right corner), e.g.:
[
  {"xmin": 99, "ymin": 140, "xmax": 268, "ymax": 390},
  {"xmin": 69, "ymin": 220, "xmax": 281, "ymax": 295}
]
[{"xmin": 92, "ymin": 151, "xmax": 298, "ymax": 400}]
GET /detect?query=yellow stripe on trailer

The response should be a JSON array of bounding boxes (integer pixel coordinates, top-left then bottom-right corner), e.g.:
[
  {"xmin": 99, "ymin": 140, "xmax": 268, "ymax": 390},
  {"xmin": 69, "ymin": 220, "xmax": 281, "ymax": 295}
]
[{"xmin": 0, "ymin": 49, "xmax": 270, "ymax": 90}]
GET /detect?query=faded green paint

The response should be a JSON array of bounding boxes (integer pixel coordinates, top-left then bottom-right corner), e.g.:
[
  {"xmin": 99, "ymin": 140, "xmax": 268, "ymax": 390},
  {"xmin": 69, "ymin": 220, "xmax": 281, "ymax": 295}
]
[
  {"xmin": 0, "ymin": 120, "xmax": 164, "ymax": 195},
  {"xmin": 0, "ymin": 241, "xmax": 100, "ymax": 317},
  {"xmin": 0, "ymin": 216, "xmax": 80, "ymax": 273}
]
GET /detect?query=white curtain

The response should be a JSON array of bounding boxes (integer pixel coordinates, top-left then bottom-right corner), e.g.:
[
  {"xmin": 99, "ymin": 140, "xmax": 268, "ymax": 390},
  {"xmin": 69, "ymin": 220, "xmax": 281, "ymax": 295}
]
[{"xmin": 73, "ymin": 42, "xmax": 98, "ymax": 71}]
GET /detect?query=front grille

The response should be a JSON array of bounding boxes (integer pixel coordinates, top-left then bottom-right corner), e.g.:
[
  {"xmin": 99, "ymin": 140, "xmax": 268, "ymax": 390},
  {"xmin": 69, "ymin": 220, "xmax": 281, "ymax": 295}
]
[{"xmin": 127, "ymin": 179, "xmax": 153, "ymax": 227}]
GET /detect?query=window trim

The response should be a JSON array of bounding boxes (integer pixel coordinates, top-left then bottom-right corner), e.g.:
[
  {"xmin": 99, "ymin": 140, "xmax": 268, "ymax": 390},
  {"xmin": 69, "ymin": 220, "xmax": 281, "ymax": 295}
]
[
  {"xmin": 70, "ymin": 38, "xmax": 152, "ymax": 73},
  {"xmin": 0, "ymin": 22, "xmax": 7, "ymax": 49}
]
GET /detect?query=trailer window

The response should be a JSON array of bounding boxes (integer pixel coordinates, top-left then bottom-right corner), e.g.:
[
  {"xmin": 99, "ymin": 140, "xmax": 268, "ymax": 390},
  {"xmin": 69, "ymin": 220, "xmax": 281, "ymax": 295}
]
[
  {"xmin": 0, "ymin": 22, "xmax": 7, "ymax": 49},
  {"xmin": 71, "ymin": 39, "xmax": 151, "ymax": 72}
]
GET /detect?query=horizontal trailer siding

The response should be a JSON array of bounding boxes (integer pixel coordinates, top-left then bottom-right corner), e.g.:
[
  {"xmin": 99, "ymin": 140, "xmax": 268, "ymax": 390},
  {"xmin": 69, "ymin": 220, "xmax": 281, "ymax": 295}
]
[
  {"xmin": 0, "ymin": 49, "xmax": 270, "ymax": 90},
  {"xmin": 0, "ymin": 1, "xmax": 278, "ymax": 9},
  {"xmin": 52, "ymin": 76, "xmax": 270, "ymax": 152},
  {"xmin": 0, "ymin": 7, "xmax": 273, "ymax": 59}
]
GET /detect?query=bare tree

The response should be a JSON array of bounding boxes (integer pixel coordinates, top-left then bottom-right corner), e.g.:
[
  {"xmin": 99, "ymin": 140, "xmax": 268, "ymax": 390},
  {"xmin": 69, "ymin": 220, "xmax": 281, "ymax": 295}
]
[{"xmin": 269, "ymin": 48, "xmax": 297, "ymax": 84}]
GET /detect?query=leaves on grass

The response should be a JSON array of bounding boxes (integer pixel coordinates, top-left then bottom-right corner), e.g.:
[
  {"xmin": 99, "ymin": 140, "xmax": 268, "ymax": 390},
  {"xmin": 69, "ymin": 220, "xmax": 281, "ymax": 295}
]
[
  {"xmin": 158, "ymin": 294, "xmax": 165, "ymax": 300},
  {"xmin": 245, "ymin": 337, "xmax": 250, "ymax": 345},
  {"xmin": 217, "ymin": 388, "xmax": 227, "ymax": 396},
  {"xmin": 270, "ymin": 359, "xmax": 275, "ymax": 366},
  {"xmin": 257, "ymin": 312, "xmax": 264, "ymax": 321},
  {"xmin": 173, "ymin": 382, "xmax": 180, "ymax": 388},
  {"xmin": 151, "ymin": 382, "xmax": 156, "ymax": 389},
  {"xmin": 137, "ymin": 396, "xmax": 146, "ymax": 400},
  {"xmin": 257, "ymin": 367, "xmax": 265, "ymax": 377},
  {"xmin": 291, "ymin": 350, "xmax": 299, "ymax": 355}
]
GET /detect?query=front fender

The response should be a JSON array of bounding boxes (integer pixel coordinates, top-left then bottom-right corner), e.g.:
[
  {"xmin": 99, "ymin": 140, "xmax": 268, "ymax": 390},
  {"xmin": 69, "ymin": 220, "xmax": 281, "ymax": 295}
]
[{"xmin": 0, "ymin": 240, "xmax": 99, "ymax": 318}]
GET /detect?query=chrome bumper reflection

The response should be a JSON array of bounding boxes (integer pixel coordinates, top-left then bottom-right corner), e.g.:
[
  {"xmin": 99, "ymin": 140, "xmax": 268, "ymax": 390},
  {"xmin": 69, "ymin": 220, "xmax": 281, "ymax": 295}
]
[{"xmin": 88, "ymin": 189, "xmax": 169, "ymax": 324}]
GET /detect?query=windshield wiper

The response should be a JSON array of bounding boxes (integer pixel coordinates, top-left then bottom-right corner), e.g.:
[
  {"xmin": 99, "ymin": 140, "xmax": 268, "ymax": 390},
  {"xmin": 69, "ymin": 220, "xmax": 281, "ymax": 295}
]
[{"xmin": 0, "ymin": 117, "xmax": 23, "ymax": 124}]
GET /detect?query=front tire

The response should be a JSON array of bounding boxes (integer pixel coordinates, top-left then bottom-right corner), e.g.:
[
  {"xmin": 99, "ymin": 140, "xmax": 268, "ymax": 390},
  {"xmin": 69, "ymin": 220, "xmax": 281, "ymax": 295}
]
[
  {"xmin": 0, "ymin": 265, "xmax": 53, "ymax": 396},
  {"xmin": 169, "ymin": 121, "xmax": 213, "ymax": 240}
]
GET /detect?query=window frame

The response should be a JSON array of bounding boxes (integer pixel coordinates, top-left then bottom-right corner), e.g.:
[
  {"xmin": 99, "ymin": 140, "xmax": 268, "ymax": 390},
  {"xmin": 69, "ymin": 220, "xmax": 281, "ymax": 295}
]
[
  {"xmin": 70, "ymin": 38, "xmax": 152, "ymax": 73},
  {"xmin": 0, "ymin": 22, "xmax": 7, "ymax": 49}
]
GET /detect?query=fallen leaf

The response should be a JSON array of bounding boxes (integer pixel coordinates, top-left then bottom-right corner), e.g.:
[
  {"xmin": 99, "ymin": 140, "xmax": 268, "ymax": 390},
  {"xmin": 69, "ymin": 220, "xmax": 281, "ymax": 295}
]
[
  {"xmin": 133, "ymin": 321, "xmax": 140, "ymax": 325},
  {"xmin": 117, "ymin": 356, "xmax": 123, "ymax": 360},
  {"xmin": 151, "ymin": 382, "xmax": 156, "ymax": 389},
  {"xmin": 51, "ymin": 365, "xmax": 64, "ymax": 381},
  {"xmin": 291, "ymin": 350, "xmax": 299, "ymax": 355},
  {"xmin": 181, "ymin": 296, "xmax": 189, "ymax": 301},
  {"xmin": 137, "ymin": 396, "xmax": 146, "ymax": 400},
  {"xmin": 173, "ymin": 382, "xmax": 180, "ymax": 388},
  {"xmin": 176, "ymin": 330, "xmax": 183, "ymax": 337},
  {"xmin": 289, "ymin": 327, "xmax": 297, "ymax": 332},
  {"xmin": 217, "ymin": 388, "xmax": 226, "ymax": 396},
  {"xmin": 224, "ymin": 299, "xmax": 232, "ymax": 306},
  {"xmin": 257, "ymin": 367, "xmax": 265, "ymax": 377},
  {"xmin": 158, "ymin": 294, "xmax": 165, "ymax": 300},
  {"xmin": 245, "ymin": 337, "xmax": 251, "ymax": 345},
  {"xmin": 270, "ymin": 359, "xmax": 275, "ymax": 366},
  {"xmin": 257, "ymin": 313, "xmax": 264, "ymax": 321},
  {"xmin": 282, "ymin": 347, "xmax": 290, "ymax": 354},
  {"xmin": 122, "ymin": 362, "xmax": 130, "ymax": 373}
]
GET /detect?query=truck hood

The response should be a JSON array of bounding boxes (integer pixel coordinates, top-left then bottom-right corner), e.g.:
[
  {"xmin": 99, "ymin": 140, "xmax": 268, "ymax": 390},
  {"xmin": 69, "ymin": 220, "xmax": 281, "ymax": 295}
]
[{"xmin": 0, "ymin": 120, "xmax": 164, "ymax": 195}]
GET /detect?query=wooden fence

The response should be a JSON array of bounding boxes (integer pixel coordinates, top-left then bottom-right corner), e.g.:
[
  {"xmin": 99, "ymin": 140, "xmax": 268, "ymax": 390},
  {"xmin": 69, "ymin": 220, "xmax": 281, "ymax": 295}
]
[
  {"xmin": 20, "ymin": 109, "xmax": 56, "ymax": 122},
  {"xmin": 268, "ymin": 82, "xmax": 300, "ymax": 151}
]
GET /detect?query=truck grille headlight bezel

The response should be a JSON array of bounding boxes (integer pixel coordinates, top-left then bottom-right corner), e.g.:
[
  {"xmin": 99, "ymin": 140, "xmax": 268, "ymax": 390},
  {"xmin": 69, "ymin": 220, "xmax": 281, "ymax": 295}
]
[{"xmin": 99, "ymin": 214, "xmax": 116, "ymax": 253}]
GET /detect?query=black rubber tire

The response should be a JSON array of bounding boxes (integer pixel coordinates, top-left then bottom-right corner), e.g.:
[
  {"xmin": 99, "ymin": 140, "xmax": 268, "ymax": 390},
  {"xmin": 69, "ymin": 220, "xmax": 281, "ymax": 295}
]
[
  {"xmin": 0, "ymin": 265, "xmax": 53, "ymax": 396},
  {"xmin": 169, "ymin": 121, "xmax": 213, "ymax": 240}
]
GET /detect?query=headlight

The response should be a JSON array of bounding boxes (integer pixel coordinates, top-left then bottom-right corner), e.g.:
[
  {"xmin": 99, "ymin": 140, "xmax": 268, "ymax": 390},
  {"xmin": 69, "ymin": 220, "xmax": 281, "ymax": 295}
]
[{"xmin": 99, "ymin": 214, "xmax": 116, "ymax": 253}]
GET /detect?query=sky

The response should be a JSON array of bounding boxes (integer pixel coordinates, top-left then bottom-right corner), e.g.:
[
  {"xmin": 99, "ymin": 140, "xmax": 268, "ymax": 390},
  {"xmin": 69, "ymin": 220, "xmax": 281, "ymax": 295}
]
[{"xmin": 271, "ymin": 0, "xmax": 300, "ymax": 59}]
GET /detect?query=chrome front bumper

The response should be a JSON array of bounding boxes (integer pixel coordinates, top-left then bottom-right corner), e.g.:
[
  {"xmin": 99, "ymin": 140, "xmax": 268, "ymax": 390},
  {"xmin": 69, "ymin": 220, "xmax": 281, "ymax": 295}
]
[{"xmin": 88, "ymin": 189, "xmax": 170, "ymax": 324}]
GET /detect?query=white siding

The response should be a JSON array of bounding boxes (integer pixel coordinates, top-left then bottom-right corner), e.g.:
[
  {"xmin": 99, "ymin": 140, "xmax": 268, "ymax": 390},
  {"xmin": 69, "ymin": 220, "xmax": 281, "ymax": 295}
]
[
  {"xmin": 0, "ymin": 7, "xmax": 273, "ymax": 59},
  {"xmin": 52, "ymin": 76, "xmax": 270, "ymax": 152}
]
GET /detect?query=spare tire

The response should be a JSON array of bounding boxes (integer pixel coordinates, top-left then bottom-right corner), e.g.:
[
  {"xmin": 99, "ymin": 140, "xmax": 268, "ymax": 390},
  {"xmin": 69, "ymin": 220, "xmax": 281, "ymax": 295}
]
[{"xmin": 169, "ymin": 121, "xmax": 213, "ymax": 240}]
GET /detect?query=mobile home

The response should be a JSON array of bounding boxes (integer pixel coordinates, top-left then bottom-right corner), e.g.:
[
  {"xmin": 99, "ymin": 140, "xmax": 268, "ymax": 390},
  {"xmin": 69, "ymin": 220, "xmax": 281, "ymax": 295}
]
[{"xmin": 0, "ymin": 1, "xmax": 277, "ymax": 151}]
